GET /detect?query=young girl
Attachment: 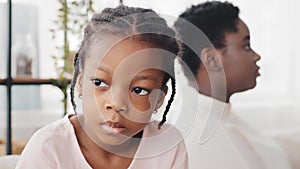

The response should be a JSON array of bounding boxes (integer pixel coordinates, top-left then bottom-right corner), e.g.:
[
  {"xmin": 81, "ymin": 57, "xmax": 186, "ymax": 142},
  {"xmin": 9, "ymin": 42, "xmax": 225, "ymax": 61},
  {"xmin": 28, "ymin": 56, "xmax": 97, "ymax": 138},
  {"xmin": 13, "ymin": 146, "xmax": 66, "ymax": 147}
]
[{"xmin": 16, "ymin": 5, "xmax": 188, "ymax": 169}]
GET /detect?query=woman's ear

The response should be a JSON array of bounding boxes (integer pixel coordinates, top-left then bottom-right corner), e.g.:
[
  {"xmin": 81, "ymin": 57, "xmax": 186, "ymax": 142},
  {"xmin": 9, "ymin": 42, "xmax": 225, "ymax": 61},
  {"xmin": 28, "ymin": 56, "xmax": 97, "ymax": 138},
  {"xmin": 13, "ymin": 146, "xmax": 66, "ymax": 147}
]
[
  {"xmin": 200, "ymin": 47, "xmax": 222, "ymax": 72},
  {"xmin": 155, "ymin": 85, "xmax": 168, "ymax": 110}
]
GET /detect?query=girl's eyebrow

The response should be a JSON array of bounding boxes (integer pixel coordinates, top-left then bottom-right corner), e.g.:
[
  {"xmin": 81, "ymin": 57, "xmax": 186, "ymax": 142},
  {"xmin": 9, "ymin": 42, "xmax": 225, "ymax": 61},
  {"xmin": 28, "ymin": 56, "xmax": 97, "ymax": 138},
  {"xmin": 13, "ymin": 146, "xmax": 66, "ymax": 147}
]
[
  {"xmin": 97, "ymin": 65, "xmax": 112, "ymax": 74},
  {"xmin": 96, "ymin": 65, "xmax": 158, "ymax": 82},
  {"xmin": 133, "ymin": 75, "xmax": 157, "ymax": 82}
]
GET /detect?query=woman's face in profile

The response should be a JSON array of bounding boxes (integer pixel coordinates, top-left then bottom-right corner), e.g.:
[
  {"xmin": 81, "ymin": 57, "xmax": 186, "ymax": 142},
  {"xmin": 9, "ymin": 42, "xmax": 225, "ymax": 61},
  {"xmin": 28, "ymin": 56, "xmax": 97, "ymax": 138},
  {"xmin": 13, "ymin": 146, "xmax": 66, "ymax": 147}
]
[{"xmin": 220, "ymin": 19, "xmax": 261, "ymax": 93}]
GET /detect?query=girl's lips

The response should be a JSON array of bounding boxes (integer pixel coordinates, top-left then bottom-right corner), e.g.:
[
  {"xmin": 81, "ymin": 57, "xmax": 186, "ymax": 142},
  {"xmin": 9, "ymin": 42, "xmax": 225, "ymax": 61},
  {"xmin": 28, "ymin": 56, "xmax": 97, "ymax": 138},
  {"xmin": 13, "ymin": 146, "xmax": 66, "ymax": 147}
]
[
  {"xmin": 111, "ymin": 127, "xmax": 127, "ymax": 133},
  {"xmin": 100, "ymin": 121, "xmax": 127, "ymax": 134}
]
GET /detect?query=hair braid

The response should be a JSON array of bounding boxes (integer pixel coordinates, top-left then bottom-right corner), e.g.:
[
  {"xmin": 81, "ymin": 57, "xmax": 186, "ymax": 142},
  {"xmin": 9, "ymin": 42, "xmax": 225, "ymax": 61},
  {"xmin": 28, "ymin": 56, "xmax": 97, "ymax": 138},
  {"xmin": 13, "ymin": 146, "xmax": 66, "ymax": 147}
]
[
  {"xmin": 158, "ymin": 76, "xmax": 176, "ymax": 129},
  {"xmin": 70, "ymin": 52, "xmax": 80, "ymax": 113}
]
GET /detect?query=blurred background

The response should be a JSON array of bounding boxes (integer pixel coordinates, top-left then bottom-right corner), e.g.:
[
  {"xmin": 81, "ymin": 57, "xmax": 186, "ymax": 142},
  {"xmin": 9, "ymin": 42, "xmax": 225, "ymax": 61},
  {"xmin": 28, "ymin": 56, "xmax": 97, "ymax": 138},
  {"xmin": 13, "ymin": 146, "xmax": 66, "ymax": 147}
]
[{"xmin": 0, "ymin": 0, "xmax": 299, "ymax": 155}]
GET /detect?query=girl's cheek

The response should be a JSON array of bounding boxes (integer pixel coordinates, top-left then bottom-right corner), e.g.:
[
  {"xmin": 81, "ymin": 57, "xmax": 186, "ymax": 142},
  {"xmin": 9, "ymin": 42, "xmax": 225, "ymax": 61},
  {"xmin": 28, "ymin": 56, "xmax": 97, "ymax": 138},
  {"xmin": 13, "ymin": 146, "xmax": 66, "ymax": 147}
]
[
  {"xmin": 129, "ymin": 96, "xmax": 152, "ymax": 112},
  {"xmin": 124, "ymin": 108, "xmax": 153, "ymax": 124}
]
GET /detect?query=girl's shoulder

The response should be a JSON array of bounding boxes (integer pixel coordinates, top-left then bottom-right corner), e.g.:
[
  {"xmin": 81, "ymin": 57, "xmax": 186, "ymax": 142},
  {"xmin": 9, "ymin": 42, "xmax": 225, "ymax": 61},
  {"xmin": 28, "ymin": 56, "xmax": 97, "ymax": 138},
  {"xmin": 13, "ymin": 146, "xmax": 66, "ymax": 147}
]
[
  {"xmin": 21, "ymin": 114, "xmax": 76, "ymax": 154},
  {"xmin": 32, "ymin": 115, "xmax": 74, "ymax": 141},
  {"xmin": 17, "ymin": 115, "xmax": 90, "ymax": 169},
  {"xmin": 137, "ymin": 121, "xmax": 185, "ymax": 158},
  {"xmin": 145, "ymin": 120, "xmax": 182, "ymax": 137}
]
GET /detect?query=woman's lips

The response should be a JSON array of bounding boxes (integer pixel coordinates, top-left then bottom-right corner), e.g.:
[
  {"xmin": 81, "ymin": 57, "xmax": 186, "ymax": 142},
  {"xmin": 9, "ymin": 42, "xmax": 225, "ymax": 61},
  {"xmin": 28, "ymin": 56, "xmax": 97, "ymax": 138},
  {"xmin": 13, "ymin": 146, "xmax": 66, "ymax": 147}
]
[
  {"xmin": 255, "ymin": 66, "xmax": 261, "ymax": 76},
  {"xmin": 100, "ymin": 121, "xmax": 127, "ymax": 134}
]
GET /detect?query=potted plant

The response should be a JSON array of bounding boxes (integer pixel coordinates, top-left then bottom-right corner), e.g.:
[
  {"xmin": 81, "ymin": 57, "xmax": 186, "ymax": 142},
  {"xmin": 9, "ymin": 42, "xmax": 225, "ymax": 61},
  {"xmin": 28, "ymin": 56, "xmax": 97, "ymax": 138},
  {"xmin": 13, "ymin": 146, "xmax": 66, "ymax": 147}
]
[{"xmin": 49, "ymin": 0, "xmax": 95, "ymax": 116}]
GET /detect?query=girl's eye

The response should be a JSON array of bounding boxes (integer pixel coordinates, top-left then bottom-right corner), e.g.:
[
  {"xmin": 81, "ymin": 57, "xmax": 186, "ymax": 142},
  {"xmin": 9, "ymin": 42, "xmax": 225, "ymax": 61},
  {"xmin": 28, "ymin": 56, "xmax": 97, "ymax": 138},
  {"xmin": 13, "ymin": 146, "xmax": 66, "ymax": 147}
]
[
  {"xmin": 131, "ymin": 87, "xmax": 151, "ymax": 96},
  {"xmin": 91, "ymin": 79, "xmax": 109, "ymax": 88}
]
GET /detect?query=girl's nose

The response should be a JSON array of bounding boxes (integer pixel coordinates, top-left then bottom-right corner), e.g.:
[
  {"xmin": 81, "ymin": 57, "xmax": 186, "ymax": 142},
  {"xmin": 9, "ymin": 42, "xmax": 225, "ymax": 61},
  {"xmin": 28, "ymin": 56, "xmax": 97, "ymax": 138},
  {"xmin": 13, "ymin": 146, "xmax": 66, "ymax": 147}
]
[
  {"xmin": 105, "ymin": 104, "xmax": 127, "ymax": 113},
  {"xmin": 105, "ymin": 89, "xmax": 128, "ymax": 114}
]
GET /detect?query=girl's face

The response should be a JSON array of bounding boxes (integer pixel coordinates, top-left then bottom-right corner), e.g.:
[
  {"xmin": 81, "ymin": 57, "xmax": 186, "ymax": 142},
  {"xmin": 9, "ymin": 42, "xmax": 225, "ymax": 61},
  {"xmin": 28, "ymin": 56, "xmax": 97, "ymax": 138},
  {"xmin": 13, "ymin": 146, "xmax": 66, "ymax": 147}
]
[{"xmin": 77, "ymin": 36, "xmax": 167, "ymax": 145}]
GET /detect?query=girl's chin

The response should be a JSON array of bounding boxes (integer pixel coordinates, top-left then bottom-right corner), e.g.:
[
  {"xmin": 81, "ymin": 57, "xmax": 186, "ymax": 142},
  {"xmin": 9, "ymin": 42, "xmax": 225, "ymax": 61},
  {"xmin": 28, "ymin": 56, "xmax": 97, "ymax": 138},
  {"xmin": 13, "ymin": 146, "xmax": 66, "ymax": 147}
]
[
  {"xmin": 94, "ymin": 131, "xmax": 132, "ymax": 146},
  {"xmin": 101, "ymin": 136, "xmax": 129, "ymax": 146}
]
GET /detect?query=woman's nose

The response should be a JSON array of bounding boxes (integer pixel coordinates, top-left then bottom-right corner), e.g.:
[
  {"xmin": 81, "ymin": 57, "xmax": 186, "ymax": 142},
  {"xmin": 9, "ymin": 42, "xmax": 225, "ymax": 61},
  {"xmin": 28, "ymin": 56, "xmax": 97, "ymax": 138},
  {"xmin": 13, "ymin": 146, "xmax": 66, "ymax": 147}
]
[{"xmin": 252, "ymin": 50, "xmax": 261, "ymax": 62}]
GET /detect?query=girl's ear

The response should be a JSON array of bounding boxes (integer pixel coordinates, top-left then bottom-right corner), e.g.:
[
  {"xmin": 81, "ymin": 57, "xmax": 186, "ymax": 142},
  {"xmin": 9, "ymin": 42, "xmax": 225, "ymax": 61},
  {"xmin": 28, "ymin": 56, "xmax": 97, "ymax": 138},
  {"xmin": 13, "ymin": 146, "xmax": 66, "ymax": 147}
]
[
  {"xmin": 155, "ymin": 85, "xmax": 168, "ymax": 110},
  {"xmin": 76, "ymin": 73, "xmax": 83, "ymax": 95},
  {"xmin": 200, "ymin": 47, "xmax": 222, "ymax": 72}
]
